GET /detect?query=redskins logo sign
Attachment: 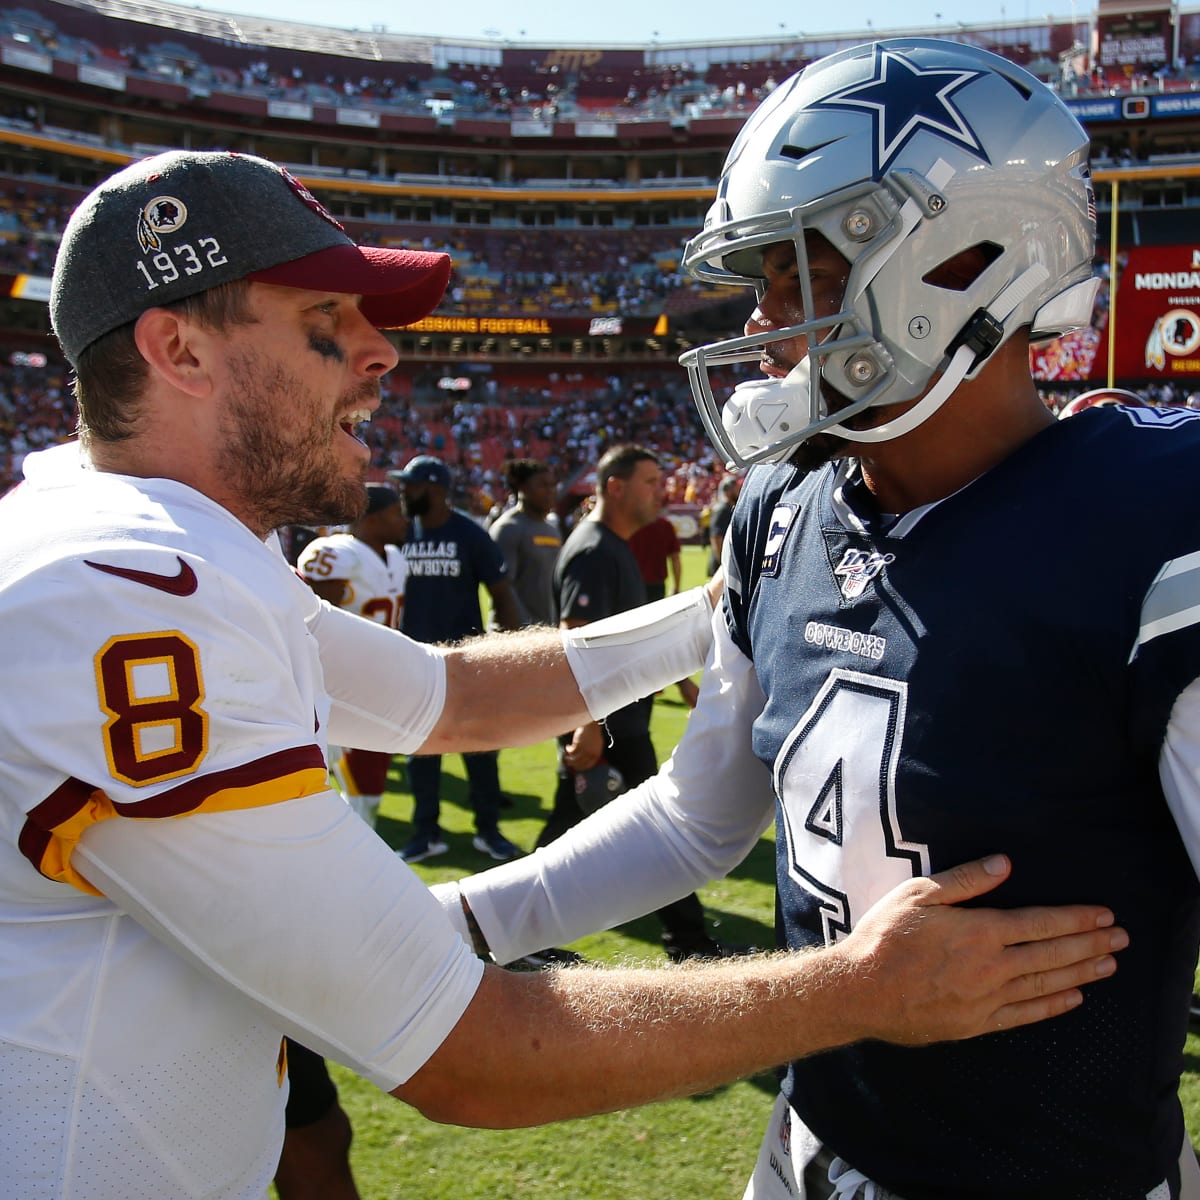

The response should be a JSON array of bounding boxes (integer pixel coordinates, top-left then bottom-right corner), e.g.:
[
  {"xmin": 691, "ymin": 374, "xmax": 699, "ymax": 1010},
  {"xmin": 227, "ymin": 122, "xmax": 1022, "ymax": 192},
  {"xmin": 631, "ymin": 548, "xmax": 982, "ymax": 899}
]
[{"xmin": 1145, "ymin": 307, "xmax": 1200, "ymax": 371}]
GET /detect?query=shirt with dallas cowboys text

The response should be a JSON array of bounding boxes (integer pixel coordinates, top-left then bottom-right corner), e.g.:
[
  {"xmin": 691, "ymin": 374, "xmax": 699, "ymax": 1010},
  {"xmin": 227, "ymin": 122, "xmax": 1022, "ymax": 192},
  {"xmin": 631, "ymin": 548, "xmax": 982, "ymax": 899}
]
[
  {"xmin": 401, "ymin": 510, "xmax": 507, "ymax": 644},
  {"xmin": 724, "ymin": 405, "xmax": 1200, "ymax": 1200}
]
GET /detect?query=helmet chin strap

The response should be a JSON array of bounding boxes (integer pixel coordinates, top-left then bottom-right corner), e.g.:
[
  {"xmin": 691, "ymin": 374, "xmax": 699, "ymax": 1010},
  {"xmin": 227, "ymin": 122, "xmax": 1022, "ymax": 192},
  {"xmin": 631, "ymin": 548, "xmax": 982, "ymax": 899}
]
[
  {"xmin": 827, "ymin": 263, "xmax": 1051, "ymax": 445},
  {"xmin": 830, "ymin": 344, "xmax": 975, "ymax": 444}
]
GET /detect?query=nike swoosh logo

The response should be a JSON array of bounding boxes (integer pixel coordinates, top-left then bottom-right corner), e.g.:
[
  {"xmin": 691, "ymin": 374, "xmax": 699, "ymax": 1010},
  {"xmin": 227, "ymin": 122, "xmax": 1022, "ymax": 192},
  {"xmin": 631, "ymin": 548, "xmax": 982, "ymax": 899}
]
[{"xmin": 84, "ymin": 555, "xmax": 199, "ymax": 596}]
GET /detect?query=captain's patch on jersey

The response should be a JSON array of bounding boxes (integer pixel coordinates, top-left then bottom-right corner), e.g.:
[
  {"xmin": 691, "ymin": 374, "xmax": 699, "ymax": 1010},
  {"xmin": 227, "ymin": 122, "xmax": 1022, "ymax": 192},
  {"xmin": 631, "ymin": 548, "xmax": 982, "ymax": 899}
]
[
  {"xmin": 760, "ymin": 505, "xmax": 797, "ymax": 577},
  {"xmin": 833, "ymin": 548, "xmax": 894, "ymax": 600}
]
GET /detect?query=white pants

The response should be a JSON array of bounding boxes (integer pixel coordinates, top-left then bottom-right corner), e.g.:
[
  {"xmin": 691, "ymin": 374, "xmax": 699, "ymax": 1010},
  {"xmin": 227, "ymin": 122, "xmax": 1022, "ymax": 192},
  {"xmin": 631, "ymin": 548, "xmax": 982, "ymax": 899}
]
[{"xmin": 744, "ymin": 1092, "xmax": 1200, "ymax": 1200}]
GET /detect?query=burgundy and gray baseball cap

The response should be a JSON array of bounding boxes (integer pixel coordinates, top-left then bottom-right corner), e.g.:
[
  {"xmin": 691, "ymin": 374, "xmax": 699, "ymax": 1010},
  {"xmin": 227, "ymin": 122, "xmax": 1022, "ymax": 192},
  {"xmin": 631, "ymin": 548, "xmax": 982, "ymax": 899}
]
[{"xmin": 50, "ymin": 149, "xmax": 451, "ymax": 366}]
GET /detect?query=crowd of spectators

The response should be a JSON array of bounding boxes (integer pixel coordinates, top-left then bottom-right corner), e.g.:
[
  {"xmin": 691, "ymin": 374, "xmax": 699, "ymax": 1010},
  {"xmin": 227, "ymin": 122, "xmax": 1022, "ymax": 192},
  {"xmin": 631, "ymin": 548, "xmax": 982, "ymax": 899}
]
[
  {"xmin": 0, "ymin": 3, "xmax": 785, "ymax": 125},
  {"xmin": 7, "ymin": 338, "xmax": 1198, "ymax": 537},
  {"xmin": 1062, "ymin": 57, "xmax": 1200, "ymax": 99},
  {"xmin": 0, "ymin": 356, "xmax": 75, "ymax": 491},
  {"xmin": 0, "ymin": 354, "xmax": 742, "ymax": 519},
  {"xmin": 10, "ymin": 2, "xmax": 1200, "ymax": 141},
  {"xmin": 360, "ymin": 365, "xmax": 735, "ymax": 518},
  {"xmin": 425, "ymin": 228, "xmax": 704, "ymax": 319}
]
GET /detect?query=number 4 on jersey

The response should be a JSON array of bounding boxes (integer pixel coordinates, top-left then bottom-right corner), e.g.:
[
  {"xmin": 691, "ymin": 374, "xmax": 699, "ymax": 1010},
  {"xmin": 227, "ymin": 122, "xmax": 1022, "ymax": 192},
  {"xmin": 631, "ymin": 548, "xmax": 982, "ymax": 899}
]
[{"xmin": 774, "ymin": 668, "xmax": 929, "ymax": 945}]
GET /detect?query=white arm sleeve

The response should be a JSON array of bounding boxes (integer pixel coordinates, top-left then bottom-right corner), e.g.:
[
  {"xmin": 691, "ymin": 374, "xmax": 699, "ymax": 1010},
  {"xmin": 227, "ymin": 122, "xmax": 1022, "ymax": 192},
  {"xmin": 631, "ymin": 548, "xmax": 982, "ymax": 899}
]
[
  {"xmin": 309, "ymin": 601, "xmax": 446, "ymax": 754},
  {"xmin": 441, "ymin": 610, "xmax": 775, "ymax": 966},
  {"xmin": 563, "ymin": 585, "xmax": 715, "ymax": 720},
  {"xmin": 76, "ymin": 790, "xmax": 483, "ymax": 1089},
  {"xmin": 1160, "ymin": 675, "xmax": 1200, "ymax": 882}
]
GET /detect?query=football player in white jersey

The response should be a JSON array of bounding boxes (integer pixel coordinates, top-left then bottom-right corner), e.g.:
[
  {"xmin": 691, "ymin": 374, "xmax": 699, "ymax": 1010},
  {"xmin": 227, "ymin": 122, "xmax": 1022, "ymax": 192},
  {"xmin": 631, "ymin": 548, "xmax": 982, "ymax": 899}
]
[
  {"xmin": 299, "ymin": 482, "xmax": 408, "ymax": 826},
  {"xmin": 443, "ymin": 38, "xmax": 1200, "ymax": 1200},
  {"xmin": 0, "ymin": 148, "xmax": 1126, "ymax": 1200}
]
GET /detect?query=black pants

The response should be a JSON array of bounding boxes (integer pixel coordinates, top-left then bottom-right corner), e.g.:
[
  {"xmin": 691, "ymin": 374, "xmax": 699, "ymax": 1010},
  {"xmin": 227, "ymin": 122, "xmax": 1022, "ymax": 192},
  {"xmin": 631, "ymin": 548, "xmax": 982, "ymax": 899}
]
[
  {"xmin": 536, "ymin": 724, "xmax": 711, "ymax": 952},
  {"xmin": 283, "ymin": 1039, "xmax": 339, "ymax": 1128},
  {"xmin": 409, "ymin": 751, "xmax": 502, "ymax": 839}
]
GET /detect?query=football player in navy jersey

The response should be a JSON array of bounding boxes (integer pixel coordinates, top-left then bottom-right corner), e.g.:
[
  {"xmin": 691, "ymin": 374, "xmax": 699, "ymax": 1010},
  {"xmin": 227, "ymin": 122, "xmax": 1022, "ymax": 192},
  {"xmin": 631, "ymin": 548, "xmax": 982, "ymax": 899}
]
[{"xmin": 443, "ymin": 37, "xmax": 1200, "ymax": 1200}]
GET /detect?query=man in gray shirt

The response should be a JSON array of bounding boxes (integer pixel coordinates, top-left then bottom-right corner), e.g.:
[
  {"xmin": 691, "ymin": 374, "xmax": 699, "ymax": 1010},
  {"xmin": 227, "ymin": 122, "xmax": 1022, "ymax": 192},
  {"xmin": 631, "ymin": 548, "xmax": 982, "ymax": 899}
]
[{"xmin": 489, "ymin": 459, "xmax": 561, "ymax": 628}]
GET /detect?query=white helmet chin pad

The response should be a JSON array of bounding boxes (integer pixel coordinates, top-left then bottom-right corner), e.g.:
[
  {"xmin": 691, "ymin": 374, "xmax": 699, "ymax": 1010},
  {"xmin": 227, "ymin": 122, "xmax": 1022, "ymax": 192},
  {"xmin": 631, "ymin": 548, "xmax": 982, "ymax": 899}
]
[
  {"xmin": 678, "ymin": 37, "xmax": 1098, "ymax": 468},
  {"xmin": 721, "ymin": 361, "xmax": 813, "ymax": 464}
]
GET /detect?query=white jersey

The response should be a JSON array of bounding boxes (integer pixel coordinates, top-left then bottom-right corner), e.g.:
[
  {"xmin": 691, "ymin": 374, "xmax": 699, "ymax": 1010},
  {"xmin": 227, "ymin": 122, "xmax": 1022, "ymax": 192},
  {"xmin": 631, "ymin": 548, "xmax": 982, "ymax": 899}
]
[
  {"xmin": 0, "ymin": 444, "xmax": 482, "ymax": 1200},
  {"xmin": 297, "ymin": 532, "xmax": 407, "ymax": 629}
]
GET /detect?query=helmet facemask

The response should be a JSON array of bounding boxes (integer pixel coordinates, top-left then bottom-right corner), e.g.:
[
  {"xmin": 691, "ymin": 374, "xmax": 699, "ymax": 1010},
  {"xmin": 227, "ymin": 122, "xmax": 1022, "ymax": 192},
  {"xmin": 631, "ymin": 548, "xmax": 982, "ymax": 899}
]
[
  {"xmin": 680, "ymin": 175, "xmax": 923, "ymax": 468},
  {"xmin": 679, "ymin": 38, "xmax": 1099, "ymax": 470}
]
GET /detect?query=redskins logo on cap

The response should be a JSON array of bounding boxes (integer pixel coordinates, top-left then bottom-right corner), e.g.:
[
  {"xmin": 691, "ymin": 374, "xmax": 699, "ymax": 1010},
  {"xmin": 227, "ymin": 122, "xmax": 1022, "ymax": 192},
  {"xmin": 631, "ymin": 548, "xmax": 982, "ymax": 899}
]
[{"xmin": 137, "ymin": 195, "xmax": 188, "ymax": 254}]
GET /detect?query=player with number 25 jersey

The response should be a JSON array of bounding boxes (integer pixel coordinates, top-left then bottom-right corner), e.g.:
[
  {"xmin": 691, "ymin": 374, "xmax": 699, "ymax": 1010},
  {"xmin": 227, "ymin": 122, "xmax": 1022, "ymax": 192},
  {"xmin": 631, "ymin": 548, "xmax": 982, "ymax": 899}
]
[
  {"xmin": 298, "ymin": 531, "xmax": 406, "ymax": 631},
  {"xmin": 298, "ymin": 516, "xmax": 407, "ymax": 823}
]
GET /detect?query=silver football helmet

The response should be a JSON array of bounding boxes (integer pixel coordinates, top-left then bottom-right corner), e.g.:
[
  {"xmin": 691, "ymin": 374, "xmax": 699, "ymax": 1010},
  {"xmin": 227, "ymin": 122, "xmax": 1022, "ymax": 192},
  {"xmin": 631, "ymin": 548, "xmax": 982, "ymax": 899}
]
[{"xmin": 679, "ymin": 38, "xmax": 1099, "ymax": 467}]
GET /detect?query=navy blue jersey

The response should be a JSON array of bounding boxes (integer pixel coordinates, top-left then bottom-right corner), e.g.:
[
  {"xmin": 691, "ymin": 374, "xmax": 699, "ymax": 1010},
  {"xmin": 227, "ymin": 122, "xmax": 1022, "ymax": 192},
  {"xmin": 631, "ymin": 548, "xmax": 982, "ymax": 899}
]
[
  {"xmin": 725, "ymin": 406, "xmax": 1200, "ymax": 1199},
  {"xmin": 400, "ymin": 510, "xmax": 507, "ymax": 644}
]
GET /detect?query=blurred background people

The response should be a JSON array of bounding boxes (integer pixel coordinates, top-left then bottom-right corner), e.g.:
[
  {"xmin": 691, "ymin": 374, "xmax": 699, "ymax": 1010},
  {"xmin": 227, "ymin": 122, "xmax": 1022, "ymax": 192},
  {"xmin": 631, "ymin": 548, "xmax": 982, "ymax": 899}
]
[
  {"xmin": 539, "ymin": 444, "xmax": 730, "ymax": 961},
  {"xmin": 706, "ymin": 474, "xmax": 741, "ymax": 577},
  {"xmin": 488, "ymin": 458, "xmax": 561, "ymax": 629},
  {"xmin": 628, "ymin": 511, "xmax": 683, "ymax": 603}
]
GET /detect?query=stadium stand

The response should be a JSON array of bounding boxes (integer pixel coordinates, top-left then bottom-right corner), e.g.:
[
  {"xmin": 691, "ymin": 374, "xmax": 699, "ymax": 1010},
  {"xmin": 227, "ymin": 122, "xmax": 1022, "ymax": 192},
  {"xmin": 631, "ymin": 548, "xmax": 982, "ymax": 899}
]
[{"xmin": 3, "ymin": 0, "xmax": 1200, "ymax": 519}]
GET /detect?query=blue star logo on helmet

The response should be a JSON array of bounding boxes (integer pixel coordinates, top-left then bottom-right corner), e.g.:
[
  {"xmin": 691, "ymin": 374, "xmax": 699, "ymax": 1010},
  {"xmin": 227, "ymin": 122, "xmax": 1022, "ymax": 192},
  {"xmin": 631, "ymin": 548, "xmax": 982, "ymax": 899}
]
[{"xmin": 814, "ymin": 45, "xmax": 987, "ymax": 177}]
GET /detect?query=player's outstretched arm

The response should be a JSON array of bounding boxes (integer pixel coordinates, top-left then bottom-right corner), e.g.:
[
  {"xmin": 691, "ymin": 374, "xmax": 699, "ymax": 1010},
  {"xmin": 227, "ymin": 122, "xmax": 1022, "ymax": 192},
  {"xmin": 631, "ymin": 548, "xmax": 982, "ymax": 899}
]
[
  {"xmin": 313, "ymin": 585, "xmax": 718, "ymax": 756},
  {"xmin": 426, "ymin": 584, "xmax": 717, "ymax": 753},
  {"xmin": 393, "ymin": 855, "xmax": 1124, "ymax": 1128}
]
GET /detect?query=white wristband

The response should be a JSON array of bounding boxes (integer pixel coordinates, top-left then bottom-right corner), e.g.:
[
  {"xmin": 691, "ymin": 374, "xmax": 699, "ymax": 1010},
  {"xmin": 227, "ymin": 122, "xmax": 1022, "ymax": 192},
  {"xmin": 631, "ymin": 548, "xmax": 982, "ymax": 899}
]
[{"xmin": 562, "ymin": 585, "xmax": 715, "ymax": 721}]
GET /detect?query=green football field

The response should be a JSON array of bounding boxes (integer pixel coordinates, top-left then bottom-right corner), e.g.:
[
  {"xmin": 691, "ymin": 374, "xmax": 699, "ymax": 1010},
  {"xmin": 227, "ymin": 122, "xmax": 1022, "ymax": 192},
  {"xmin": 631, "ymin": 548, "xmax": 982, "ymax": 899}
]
[{"xmin": 286, "ymin": 544, "xmax": 1200, "ymax": 1200}]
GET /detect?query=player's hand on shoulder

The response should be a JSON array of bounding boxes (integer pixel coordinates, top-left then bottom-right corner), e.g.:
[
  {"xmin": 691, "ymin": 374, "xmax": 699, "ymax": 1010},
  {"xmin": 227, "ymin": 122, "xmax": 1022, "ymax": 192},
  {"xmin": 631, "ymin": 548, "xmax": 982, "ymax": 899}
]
[{"xmin": 832, "ymin": 854, "xmax": 1126, "ymax": 1045}]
